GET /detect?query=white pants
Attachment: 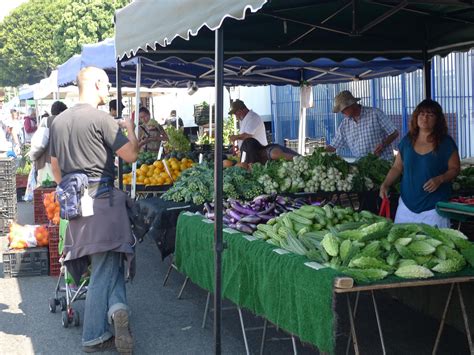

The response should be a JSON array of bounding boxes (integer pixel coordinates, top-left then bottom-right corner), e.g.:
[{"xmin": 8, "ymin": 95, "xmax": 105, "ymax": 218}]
[{"xmin": 395, "ymin": 197, "xmax": 450, "ymax": 228}]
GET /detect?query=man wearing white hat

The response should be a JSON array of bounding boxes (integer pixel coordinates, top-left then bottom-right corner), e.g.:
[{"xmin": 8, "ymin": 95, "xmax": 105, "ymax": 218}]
[{"xmin": 326, "ymin": 90, "xmax": 399, "ymax": 160}]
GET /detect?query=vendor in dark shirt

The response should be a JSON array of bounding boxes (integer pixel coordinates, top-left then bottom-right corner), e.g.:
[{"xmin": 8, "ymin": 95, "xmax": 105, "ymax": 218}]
[{"xmin": 240, "ymin": 137, "xmax": 299, "ymax": 164}]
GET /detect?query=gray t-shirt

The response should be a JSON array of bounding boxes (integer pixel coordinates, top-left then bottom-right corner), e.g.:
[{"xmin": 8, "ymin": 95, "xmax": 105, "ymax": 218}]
[{"xmin": 49, "ymin": 103, "xmax": 128, "ymax": 179}]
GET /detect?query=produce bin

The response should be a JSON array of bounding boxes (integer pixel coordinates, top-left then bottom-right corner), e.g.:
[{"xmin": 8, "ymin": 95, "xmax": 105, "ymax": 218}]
[
  {"xmin": 2, "ymin": 247, "xmax": 49, "ymax": 278},
  {"xmin": 15, "ymin": 174, "xmax": 28, "ymax": 188},
  {"xmin": 33, "ymin": 187, "xmax": 56, "ymax": 224},
  {"xmin": 47, "ymin": 224, "xmax": 61, "ymax": 276}
]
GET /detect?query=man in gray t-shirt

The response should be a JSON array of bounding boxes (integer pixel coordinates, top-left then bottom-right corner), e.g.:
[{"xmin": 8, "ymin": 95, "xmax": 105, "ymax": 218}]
[
  {"xmin": 50, "ymin": 103, "xmax": 128, "ymax": 179},
  {"xmin": 49, "ymin": 67, "xmax": 138, "ymax": 354}
]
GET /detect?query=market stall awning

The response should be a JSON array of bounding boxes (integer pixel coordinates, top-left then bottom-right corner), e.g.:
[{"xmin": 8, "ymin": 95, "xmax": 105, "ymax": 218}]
[
  {"xmin": 126, "ymin": 55, "xmax": 422, "ymax": 88},
  {"xmin": 57, "ymin": 39, "xmax": 136, "ymax": 87},
  {"xmin": 19, "ymin": 85, "xmax": 36, "ymax": 101},
  {"xmin": 115, "ymin": 0, "xmax": 267, "ymax": 60},
  {"xmin": 116, "ymin": 0, "xmax": 474, "ymax": 62},
  {"xmin": 59, "ymin": 37, "xmax": 421, "ymax": 89}
]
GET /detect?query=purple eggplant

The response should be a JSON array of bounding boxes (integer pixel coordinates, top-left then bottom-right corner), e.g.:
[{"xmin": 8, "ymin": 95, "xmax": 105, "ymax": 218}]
[
  {"xmin": 253, "ymin": 194, "xmax": 269, "ymax": 204},
  {"xmin": 240, "ymin": 215, "xmax": 261, "ymax": 224},
  {"xmin": 261, "ymin": 203, "xmax": 275, "ymax": 215},
  {"xmin": 222, "ymin": 216, "xmax": 231, "ymax": 225},
  {"xmin": 206, "ymin": 212, "xmax": 215, "ymax": 219},
  {"xmin": 231, "ymin": 201, "xmax": 257, "ymax": 216},
  {"xmin": 247, "ymin": 223, "xmax": 258, "ymax": 230},
  {"xmin": 204, "ymin": 202, "xmax": 213, "ymax": 213},
  {"xmin": 275, "ymin": 196, "xmax": 287, "ymax": 205},
  {"xmin": 257, "ymin": 213, "xmax": 274, "ymax": 221},
  {"xmin": 236, "ymin": 222, "xmax": 254, "ymax": 234},
  {"xmin": 228, "ymin": 223, "xmax": 238, "ymax": 229},
  {"xmin": 227, "ymin": 209, "xmax": 243, "ymax": 221}
]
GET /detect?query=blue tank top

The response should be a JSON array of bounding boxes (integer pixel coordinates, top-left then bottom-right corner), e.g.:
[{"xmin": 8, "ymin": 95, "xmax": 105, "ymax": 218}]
[{"xmin": 399, "ymin": 135, "xmax": 457, "ymax": 213}]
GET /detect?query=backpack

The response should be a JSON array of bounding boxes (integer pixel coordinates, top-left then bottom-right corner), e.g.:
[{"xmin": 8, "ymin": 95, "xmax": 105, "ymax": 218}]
[{"xmin": 24, "ymin": 116, "xmax": 38, "ymax": 134}]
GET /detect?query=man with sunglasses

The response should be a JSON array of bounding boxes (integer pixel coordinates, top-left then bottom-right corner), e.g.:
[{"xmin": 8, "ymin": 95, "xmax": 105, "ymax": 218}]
[{"xmin": 228, "ymin": 99, "xmax": 267, "ymax": 149}]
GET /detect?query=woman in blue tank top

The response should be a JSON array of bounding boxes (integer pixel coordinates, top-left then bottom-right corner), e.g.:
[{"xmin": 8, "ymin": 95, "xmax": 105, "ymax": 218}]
[
  {"xmin": 379, "ymin": 99, "xmax": 460, "ymax": 227},
  {"xmin": 240, "ymin": 137, "xmax": 299, "ymax": 164}
]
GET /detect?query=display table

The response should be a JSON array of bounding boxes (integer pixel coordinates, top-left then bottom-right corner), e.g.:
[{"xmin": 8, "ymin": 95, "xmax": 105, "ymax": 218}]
[
  {"xmin": 437, "ymin": 201, "xmax": 474, "ymax": 240},
  {"xmin": 175, "ymin": 213, "xmax": 343, "ymax": 353},
  {"xmin": 175, "ymin": 213, "xmax": 474, "ymax": 354},
  {"xmin": 437, "ymin": 201, "xmax": 474, "ymax": 221}
]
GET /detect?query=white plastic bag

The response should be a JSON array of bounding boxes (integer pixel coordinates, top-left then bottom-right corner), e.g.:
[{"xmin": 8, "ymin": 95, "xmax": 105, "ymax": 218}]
[
  {"xmin": 23, "ymin": 164, "xmax": 36, "ymax": 202},
  {"xmin": 29, "ymin": 122, "xmax": 49, "ymax": 161}
]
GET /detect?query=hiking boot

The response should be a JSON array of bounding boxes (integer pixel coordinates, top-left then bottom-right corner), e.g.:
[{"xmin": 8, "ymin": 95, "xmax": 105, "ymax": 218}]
[
  {"xmin": 113, "ymin": 309, "xmax": 133, "ymax": 354},
  {"xmin": 82, "ymin": 337, "xmax": 116, "ymax": 353}
]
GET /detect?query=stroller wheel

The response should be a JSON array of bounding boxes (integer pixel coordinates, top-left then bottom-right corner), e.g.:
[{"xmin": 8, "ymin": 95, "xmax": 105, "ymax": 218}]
[
  {"xmin": 59, "ymin": 296, "xmax": 67, "ymax": 311},
  {"xmin": 73, "ymin": 309, "xmax": 80, "ymax": 326},
  {"xmin": 61, "ymin": 311, "xmax": 69, "ymax": 328},
  {"xmin": 49, "ymin": 298, "xmax": 57, "ymax": 313}
]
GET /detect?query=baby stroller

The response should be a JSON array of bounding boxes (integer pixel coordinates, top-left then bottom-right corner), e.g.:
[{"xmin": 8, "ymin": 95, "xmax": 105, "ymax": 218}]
[{"xmin": 48, "ymin": 220, "xmax": 90, "ymax": 328}]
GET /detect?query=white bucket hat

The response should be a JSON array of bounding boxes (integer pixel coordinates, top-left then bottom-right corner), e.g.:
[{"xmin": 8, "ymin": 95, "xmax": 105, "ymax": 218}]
[{"xmin": 333, "ymin": 90, "xmax": 361, "ymax": 113}]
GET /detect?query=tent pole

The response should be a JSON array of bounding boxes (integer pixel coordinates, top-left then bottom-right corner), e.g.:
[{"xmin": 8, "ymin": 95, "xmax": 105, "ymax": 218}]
[
  {"xmin": 117, "ymin": 60, "xmax": 124, "ymax": 190},
  {"xmin": 131, "ymin": 58, "xmax": 142, "ymax": 200},
  {"xmin": 214, "ymin": 26, "xmax": 224, "ymax": 355},
  {"xmin": 423, "ymin": 49, "xmax": 432, "ymax": 99}
]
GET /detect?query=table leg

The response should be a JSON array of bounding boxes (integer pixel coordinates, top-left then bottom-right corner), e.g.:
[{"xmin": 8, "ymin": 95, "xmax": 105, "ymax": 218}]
[
  {"xmin": 456, "ymin": 283, "xmax": 473, "ymax": 353},
  {"xmin": 291, "ymin": 335, "xmax": 298, "ymax": 355},
  {"xmin": 432, "ymin": 283, "xmax": 455, "ymax": 354},
  {"xmin": 346, "ymin": 293, "xmax": 360, "ymax": 355},
  {"xmin": 260, "ymin": 319, "xmax": 268, "ymax": 355},
  {"xmin": 202, "ymin": 292, "xmax": 211, "ymax": 328},
  {"xmin": 345, "ymin": 292, "xmax": 360, "ymax": 355},
  {"xmin": 371, "ymin": 290, "xmax": 386, "ymax": 355},
  {"xmin": 162, "ymin": 257, "xmax": 175, "ymax": 286},
  {"xmin": 177, "ymin": 276, "xmax": 189, "ymax": 299},
  {"xmin": 238, "ymin": 307, "xmax": 250, "ymax": 355}
]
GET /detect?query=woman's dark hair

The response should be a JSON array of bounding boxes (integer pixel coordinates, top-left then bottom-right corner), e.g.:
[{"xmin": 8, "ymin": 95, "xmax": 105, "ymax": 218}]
[
  {"xmin": 240, "ymin": 138, "xmax": 267, "ymax": 164},
  {"xmin": 51, "ymin": 101, "xmax": 68, "ymax": 116},
  {"xmin": 139, "ymin": 107, "xmax": 150, "ymax": 115},
  {"xmin": 409, "ymin": 99, "xmax": 448, "ymax": 150}
]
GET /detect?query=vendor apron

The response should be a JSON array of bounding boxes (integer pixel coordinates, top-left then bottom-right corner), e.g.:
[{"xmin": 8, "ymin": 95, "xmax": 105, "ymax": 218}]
[{"xmin": 395, "ymin": 197, "xmax": 449, "ymax": 228}]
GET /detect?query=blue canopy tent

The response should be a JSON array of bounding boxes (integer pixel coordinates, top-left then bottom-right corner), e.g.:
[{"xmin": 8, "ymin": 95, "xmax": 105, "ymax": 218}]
[
  {"xmin": 56, "ymin": 39, "xmax": 137, "ymax": 87},
  {"xmin": 18, "ymin": 85, "xmax": 35, "ymax": 101},
  {"xmin": 57, "ymin": 36, "xmax": 423, "ymax": 88}
]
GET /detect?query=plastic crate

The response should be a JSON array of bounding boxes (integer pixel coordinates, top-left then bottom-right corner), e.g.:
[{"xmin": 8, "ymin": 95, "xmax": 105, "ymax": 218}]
[
  {"xmin": 0, "ymin": 194, "xmax": 17, "ymax": 220},
  {"xmin": 0, "ymin": 157, "xmax": 16, "ymax": 177},
  {"xmin": 284, "ymin": 137, "xmax": 326, "ymax": 155},
  {"xmin": 47, "ymin": 224, "xmax": 61, "ymax": 276},
  {"xmin": 0, "ymin": 218, "xmax": 12, "ymax": 235},
  {"xmin": 0, "ymin": 178, "xmax": 15, "ymax": 194},
  {"xmin": 2, "ymin": 247, "xmax": 49, "ymax": 278},
  {"xmin": 33, "ymin": 187, "xmax": 56, "ymax": 224}
]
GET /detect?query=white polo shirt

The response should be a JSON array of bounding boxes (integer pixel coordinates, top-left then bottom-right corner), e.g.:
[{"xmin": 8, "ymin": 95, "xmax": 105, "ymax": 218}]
[{"xmin": 238, "ymin": 110, "xmax": 268, "ymax": 148}]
